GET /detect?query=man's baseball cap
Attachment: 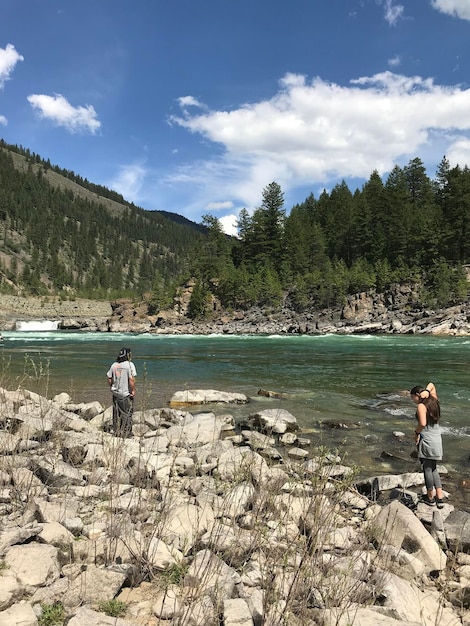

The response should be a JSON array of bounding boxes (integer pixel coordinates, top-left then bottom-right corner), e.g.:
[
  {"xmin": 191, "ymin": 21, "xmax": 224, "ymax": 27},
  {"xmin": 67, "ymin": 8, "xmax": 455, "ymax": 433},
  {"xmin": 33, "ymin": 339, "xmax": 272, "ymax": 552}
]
[{"xmin": 117, "ymin": 347, "xmax": 131, "ymax": 360}]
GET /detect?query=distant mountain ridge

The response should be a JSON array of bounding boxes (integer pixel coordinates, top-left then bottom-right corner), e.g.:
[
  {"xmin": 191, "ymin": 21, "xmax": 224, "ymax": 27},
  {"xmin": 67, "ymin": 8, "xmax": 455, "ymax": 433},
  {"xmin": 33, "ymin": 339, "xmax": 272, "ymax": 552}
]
[
  {"xmin": 157, "ymin": 210, "xmax": 208, "ymax": 234},
  {"xmin": 2, "ymin": 140, "xmax": 205, "ymax": 230}
]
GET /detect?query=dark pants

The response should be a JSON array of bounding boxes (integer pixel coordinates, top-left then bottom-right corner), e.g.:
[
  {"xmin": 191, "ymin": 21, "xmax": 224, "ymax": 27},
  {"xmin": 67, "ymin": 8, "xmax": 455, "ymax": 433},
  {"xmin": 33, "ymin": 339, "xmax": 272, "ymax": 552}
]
[
  {"xmin": 420, "ymin": 458, "xmax": 442, "ymax": 492},
  {"xmin": 112, "ymin": 395, "xmax": 133, "ymax": 437}
]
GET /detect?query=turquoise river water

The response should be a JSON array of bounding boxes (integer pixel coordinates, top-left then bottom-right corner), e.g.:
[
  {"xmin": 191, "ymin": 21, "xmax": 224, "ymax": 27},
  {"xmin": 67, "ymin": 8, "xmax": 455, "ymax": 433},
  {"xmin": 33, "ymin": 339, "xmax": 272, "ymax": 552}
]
[{"xmin": 1, "ymin": 331, "xmax": 469, "ymax": 508}]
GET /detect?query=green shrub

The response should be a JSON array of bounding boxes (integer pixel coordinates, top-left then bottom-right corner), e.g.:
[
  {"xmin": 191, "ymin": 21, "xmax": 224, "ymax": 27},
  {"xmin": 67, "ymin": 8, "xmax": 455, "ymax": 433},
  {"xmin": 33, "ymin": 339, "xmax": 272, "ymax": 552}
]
[
  {"xmin": 161, "ymin": 561, "xmax": 188, "ymax": 586},
  {"xmin": 97, "ymin": 598, "xmax": 127, "ymax": 617},
  {"xmin": 38, "ymin": 602, "xmax": 65, "ymax": 626}
]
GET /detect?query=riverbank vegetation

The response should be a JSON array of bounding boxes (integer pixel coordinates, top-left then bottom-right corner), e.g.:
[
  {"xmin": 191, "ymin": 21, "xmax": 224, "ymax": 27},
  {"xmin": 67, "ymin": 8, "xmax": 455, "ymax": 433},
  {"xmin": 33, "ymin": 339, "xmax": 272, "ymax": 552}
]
[{"xmin": 1, "ymin": 140, "xmax": 469, "ymax": 319}]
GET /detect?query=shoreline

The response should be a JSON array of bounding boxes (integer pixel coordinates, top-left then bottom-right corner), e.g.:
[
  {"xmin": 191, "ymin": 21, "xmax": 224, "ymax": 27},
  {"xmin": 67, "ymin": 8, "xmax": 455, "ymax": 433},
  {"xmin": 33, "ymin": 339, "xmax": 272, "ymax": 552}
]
[{"xmin": 0, "ymin": 291, "xmax": 469, "ymax": 336}]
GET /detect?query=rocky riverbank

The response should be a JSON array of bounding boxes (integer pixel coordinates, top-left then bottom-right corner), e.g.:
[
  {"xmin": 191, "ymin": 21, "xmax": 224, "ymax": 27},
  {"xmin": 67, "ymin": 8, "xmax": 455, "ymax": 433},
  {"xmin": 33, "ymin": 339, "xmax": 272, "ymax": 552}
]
[
  {"xmin": 1, "ymin": 286, "xmax": 470, "ymax": 335},
  {"xmin": 0, "ymin": 295, "xmax": 112, "ymax": 331},
  {"xmin": 0, "ymin": 386, "xmax": 469, "ymax": 625}
]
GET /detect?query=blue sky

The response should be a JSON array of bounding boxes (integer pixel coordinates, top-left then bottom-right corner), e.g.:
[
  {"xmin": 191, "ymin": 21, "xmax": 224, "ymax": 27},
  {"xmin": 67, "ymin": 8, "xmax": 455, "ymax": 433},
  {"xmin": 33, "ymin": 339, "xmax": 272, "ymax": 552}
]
[{"xmin": 1, "ymin": 1, "xmax": 470, "ymax": 235}]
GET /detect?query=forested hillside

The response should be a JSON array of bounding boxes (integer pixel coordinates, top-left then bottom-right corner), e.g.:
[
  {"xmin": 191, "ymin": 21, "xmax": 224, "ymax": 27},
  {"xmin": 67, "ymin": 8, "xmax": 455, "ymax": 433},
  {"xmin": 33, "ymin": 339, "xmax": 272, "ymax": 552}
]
[
  {"xmin": 0, "ymin": 140, "xmax": 206, "ymax": 310},
  {"xmin": 0, "ymin": 138, "xmax": 468, "ymax": 320}
]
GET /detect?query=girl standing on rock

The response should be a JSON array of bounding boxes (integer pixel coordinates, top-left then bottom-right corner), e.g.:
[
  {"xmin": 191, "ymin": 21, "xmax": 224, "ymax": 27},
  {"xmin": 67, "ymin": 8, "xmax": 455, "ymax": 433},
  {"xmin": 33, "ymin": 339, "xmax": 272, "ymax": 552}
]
[{"xmin": 410, "ymin": 382, "xmax": 444, "ymax": 508}]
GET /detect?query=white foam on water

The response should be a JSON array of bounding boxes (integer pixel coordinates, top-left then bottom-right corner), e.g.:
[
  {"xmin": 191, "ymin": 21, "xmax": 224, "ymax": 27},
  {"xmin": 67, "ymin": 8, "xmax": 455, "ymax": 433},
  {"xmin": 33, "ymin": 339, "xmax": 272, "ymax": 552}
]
[
  {"xmin": 15, "ymin": 320, "xmax": 60, "ymax": 331},
  {"xmin": 383, "ymin": 407, "xmax": 408, "ymax": 417}
]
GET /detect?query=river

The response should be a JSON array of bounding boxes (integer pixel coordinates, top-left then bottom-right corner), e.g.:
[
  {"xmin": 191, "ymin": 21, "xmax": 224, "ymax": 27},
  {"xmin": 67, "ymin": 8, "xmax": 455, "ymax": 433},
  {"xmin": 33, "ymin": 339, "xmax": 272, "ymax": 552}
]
[{"xmin": 2, "ymin": 330, "xmax": 469, "ymax": 508}]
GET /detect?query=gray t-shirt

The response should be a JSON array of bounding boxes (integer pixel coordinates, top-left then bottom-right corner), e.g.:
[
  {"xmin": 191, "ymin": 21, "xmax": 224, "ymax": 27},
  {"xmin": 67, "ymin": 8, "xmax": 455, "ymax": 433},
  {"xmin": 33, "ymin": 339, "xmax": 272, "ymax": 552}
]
[{"xmin": 107, "ymin": 361, "xmax": 134, "ymax": 399}]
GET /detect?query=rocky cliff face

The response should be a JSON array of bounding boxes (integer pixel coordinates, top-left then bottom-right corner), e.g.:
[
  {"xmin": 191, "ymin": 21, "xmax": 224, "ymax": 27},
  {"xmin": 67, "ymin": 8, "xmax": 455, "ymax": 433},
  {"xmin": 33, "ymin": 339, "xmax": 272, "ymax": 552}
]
[
  {"xmin": 0, "ymin": 295, "xmax": 112, "ymax": 331},
  {"xmin": 1, "ymin": 288, "xmax": 469, "ymax": 335}
]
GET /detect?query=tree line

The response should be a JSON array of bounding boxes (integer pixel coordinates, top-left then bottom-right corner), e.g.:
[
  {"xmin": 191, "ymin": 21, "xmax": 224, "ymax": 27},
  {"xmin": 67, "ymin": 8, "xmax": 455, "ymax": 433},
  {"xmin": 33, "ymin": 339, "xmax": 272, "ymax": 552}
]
[{"xmin": 188, "ymin": 157, "xmax": 470, "ymax": 317}]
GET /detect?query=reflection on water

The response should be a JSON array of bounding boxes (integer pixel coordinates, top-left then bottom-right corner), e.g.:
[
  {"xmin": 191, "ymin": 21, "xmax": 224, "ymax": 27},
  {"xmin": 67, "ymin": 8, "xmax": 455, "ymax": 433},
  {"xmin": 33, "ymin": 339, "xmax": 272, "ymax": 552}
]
[{"xmin": 1, "ymin": 331, "xmax": 469, "ymax": 509}]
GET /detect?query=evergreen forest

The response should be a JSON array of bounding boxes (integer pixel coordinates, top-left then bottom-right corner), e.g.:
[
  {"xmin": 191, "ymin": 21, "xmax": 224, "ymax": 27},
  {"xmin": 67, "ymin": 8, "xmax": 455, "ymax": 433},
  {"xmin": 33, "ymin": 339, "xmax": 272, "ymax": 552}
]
[
  {"xmin": 190, "ymin": 157, "xmax": 470, "ymax": 317},
  {"xmin": 0, "ymin": 139, "xmax": 469, "ymax": 318}
]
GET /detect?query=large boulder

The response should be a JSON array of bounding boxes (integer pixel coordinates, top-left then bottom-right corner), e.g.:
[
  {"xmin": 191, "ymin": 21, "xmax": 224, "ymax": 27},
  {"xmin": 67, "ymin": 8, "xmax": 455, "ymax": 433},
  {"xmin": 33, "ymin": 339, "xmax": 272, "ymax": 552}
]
[
  {"xmin": 370, "ymin": 569, "xmax": 461, "ymax": 626},
  {"xmin": 0, "ymin": 601, "xmax": 38, "ymax": 626},
  {"xmin": 183, "ymin": 549, "xmax": 242, "ymax": 600},
  {"xmin": 169, "ymin": 389, "xmax": 249, "ymax": 406},
  {"xmin": 246, "ymin": 408, "xmax": 299, "ymax": 434},
  {"xmin": 444, "ymin": 509, "xmax": 470, "ymax": 552},
  {"xmin": 64, "ymin": 564, "xmax": 127, "ymax": 608},
  {"xmin": 4, "ymin": 543, "xmax": 61, "ymax": 588},
  {"xmin": 165, "ymin": 412, "xmax": 234, "ymax": 447},
  {"xmin": 0, "ymin": 576, "xmax": 23, "ymax": 611},
  {"xmin": 372, "ymin": 501, "xmax": 447, "ymax": 574},
  {"xmin": 160, "ymin": 502, "xmax": 215, "ymax": 554}
]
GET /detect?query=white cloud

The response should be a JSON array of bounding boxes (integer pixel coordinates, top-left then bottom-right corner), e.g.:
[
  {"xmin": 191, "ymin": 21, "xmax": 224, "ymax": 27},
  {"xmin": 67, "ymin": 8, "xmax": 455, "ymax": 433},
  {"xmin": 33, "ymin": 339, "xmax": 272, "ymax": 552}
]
[
  {"xmin": 383, "ymin": 0, "xmax": 405, "ymax": 25},
  {"xmin": 177, "ymin": 96, "xmax": 206, "ymax": 110},
  {"xmin": 205, "ymin": 200, "xmax": 234, "ymax": 211},
  {"xmin": 219, "ymin": 214, "xmax": 239, "ymax": 237},
  {"xmin": 172, "ymin": 71, "xmax": 470, "ymax": 181},
  {"xmin": 388, "ymin": 55, "xmax": 401, "ymax": 67},
  {"xmin": 0, "ymin": 43, "xmax": 23, "ymax": 89},
  {"xmin": 447, "ymin": 137, "xmax": 470, "ymax": 167},
  {"xmin": 167, "ymin": 70, "xmax": 470, "ymax": 225},
  {"xmin": 0, "ymin": 43, "xmax": 23, "ymax": 124},
  {"xmin": 431, "ymin": 0, "xmax": 470, "ymax": 20},
  {"xmin": 108, "ymin": 163, "xmax": 147, "ymax": 203},
  {"xmin": 27, "ymin": 93, "xmax": 101, "ymax": 134}
]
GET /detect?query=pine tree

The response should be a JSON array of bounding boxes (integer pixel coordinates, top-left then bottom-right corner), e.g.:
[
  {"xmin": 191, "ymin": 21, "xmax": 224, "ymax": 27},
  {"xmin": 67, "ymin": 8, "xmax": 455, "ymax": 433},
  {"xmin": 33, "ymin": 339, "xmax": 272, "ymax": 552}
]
[{"xmin": 245, "ymin": 182, "xmax": 285, "ymax": 274}]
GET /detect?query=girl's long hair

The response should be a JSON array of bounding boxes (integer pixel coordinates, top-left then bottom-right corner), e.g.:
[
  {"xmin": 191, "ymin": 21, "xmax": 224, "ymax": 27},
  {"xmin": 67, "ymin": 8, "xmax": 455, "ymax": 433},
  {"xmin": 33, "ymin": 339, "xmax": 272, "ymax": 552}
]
[
  {"xmin": 410, "ymin": 385, "xmax": 440, "ymax": 424},
  {"xmin": 424, "ymin": 397, "xmax": 440, "ymax": 424}
]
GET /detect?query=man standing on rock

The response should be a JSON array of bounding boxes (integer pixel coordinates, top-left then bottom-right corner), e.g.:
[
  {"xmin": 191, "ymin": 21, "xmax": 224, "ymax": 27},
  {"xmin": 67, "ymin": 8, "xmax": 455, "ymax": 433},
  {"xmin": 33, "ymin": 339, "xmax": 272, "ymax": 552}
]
[{"xmin": 107, "ymin": 347, "xmax": 136, "ymax": 437}]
